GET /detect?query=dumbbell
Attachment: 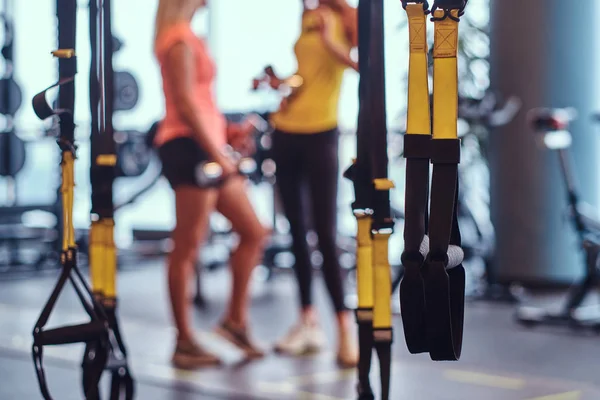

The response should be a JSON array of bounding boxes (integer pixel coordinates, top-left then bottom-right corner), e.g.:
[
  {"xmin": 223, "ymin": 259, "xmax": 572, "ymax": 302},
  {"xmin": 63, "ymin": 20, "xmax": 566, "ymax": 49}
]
[
  {"xmin": 195, "ymin": 148, "xmax": 258, "ymax": 188},
  {"xmin": 252, "ymin": 65, "xmax": 274, "ymax": 91},
  {"xmin": 252, "ymin": 65, "xmax": 304, "ymax": 95}
]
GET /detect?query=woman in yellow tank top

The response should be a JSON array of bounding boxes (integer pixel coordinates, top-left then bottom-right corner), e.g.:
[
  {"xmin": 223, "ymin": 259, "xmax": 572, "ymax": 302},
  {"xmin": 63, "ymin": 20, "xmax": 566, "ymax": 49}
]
[{"xmin": 268, "ymin": 0, "xmax": 359, "ymax": 367}]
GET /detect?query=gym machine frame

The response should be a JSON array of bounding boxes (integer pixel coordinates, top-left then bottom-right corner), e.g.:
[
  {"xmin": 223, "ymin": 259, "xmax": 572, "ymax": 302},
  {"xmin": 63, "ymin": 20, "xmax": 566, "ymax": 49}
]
[
  {"xmin": 31, "ymin": 0, "xmax": 134, "ymax": 399},
  {"xmin": 516, "ymin": 108, "xmax": 600, "ymax": 332}
]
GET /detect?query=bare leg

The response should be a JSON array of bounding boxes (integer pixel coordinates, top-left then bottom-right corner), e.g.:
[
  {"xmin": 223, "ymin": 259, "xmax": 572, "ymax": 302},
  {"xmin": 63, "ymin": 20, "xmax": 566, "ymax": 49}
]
[
  {"xmin": 214, "ymin": 176, "xmax": 269, "ymax": 358},
  {"xmin": 168, "ymin": 186, "xmax": 218, "ymax": 342},
  {"xmin": 216, "ymin": 176, "xmax": 269, "ymax": 327}
]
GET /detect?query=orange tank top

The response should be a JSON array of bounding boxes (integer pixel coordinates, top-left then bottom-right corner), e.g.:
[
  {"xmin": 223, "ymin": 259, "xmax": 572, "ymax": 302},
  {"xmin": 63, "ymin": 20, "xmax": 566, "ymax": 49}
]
[{"xmin": 154, "ymin": 22, "xmax": 226, "ymax": 148}]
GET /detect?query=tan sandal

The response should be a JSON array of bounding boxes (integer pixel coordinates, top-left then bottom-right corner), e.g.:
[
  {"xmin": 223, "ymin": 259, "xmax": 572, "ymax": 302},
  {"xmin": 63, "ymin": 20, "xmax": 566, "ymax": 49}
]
[
  {"xmin": 171, "ymin": 338, "xmax": 222, "ymax": 369},
  {"xmin": 215, "ymin": 321, "xmax": 265, "ymax": 360}
]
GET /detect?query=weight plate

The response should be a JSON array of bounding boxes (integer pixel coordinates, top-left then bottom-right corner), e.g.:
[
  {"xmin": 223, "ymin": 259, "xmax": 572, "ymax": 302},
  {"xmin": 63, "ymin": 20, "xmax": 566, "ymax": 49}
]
[
  {"xmin": 0, "ymin": 130, "xmax": 26, "ymax": 177},
  {"xmin": 114, "ymin": 71, "xmax": 139, "ymax": 112},
  {"xmin": 0, "ymin": 77, "xmax": 22, "ymax": 116},
  {"xmin": 115, "ymin": 130, "xmax": 151, "ymax": 177}
]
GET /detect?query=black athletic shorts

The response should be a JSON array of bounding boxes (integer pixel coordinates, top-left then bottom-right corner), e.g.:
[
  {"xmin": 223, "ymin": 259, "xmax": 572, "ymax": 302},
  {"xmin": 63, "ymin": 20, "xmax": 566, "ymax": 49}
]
[{"xmin": 158, "ymin": 136, "xmax": 217, "ymax": 189}]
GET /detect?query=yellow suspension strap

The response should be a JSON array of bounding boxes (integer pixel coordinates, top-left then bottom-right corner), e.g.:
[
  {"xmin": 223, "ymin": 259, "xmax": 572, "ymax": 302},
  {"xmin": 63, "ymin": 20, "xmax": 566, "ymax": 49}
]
[
  {"xmin": 399, "ymin": 0, "xmax": 433, "ymax": 355},
  {"xmin": 342, "ymin": 0, "xmax": 375, "ymax": 397},
  {"xmin": 400, "ymin": 0, "xmax": 468, "ymax": 361},
  {"xmin": 369, "ymin": 0, "xmax": 395, "ymax": 398},
  {"xmin": 31, "ymin": 1, "xmax": 111, "ymax": 398},
  {"xmin": 83, "ymin": 0, "xmax": 135, "ymax": 398}
]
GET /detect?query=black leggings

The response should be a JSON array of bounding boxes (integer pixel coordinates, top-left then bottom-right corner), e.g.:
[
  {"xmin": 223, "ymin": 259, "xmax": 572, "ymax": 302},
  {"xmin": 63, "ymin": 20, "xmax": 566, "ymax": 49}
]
[{"xmin": 272, "ymin": 128, "xmax": 346, "ymax": 313}]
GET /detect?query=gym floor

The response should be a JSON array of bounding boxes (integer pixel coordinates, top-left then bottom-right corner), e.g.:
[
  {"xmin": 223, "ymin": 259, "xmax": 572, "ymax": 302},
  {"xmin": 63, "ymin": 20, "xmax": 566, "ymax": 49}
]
[{"xmin": 0, "ymin": 262, "xmax": 599, "ymax": 400}]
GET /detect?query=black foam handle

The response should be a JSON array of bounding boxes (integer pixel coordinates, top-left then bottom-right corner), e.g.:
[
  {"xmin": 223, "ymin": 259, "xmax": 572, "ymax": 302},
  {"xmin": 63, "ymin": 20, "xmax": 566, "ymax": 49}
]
[
  {"xmin": 403, "ymin": 134, "xmax": 431, "ymax": 160},
  {"xmin": 431, "ymin": 139, "xmax": 460, "ymax": 165},
  {"xmin": 35, "ymin": 321, "xmax": 107, "ymax": 346}
]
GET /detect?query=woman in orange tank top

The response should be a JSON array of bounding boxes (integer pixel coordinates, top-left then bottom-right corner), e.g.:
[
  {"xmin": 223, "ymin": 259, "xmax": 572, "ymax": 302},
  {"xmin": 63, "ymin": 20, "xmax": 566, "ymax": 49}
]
[{"xmin": 154, "ymin": 0, "xmax": 269, "ymax": 369}]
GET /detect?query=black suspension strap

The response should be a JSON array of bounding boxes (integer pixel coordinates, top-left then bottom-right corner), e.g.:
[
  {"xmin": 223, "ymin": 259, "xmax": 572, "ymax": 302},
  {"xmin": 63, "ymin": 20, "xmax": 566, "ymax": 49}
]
[
  {"xmin": 31, "ymin": 1, "xmax": 110, "ymax": 398},
  {"xmin": 369, "ymin": 0, "xmax": 394, "ymax": 398},
  {"xmin": 399, "ymin": 0, "xmax": 467, "ymax": 361},
  {"xmin": 345, "ymin": 1, "xmax": 394, "ymax": 398},
  {"xmin": 83, "ymin": 0, "xmax": 135, "ymax": 398},
  {"xmin": 343, "ymin": 0, "xmax": 374, "ymax": 398},
  {"xmin": 399, "ymin": 0, "xmax": 432, "ymax": 355}
]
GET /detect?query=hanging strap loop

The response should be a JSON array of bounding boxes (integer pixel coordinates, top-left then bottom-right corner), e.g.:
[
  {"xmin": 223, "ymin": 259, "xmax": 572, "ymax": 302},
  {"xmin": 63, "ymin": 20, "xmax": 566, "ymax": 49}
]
[
  {"xmin": 431, "ymin": 0, "xmax": 468, "ymax": 21},
  {"xmin": 400, "ymin": 2, "xmax": 467, "ymax": 362},
  {"xmin": 400, "ymin": 1, "xmax": 433, "ymax": 355},
  {"xmin": 424, "ymin": 7, "xmax": 465, "ymax": 361}
]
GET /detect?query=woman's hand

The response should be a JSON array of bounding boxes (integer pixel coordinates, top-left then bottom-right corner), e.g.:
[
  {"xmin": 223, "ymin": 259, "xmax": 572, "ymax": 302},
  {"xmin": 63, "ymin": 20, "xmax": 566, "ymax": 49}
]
[
  {"xmin": 214, "ymin": 151, "xmax": 238, "ymax": 177},
  {"xmin": 227, "ymin": 115, "xmax": 259, "ymax": 155}
]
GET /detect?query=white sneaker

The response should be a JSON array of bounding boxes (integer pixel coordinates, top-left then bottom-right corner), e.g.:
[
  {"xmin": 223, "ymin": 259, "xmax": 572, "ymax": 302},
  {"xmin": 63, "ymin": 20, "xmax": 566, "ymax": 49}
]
[{"xmin": 274, "ymin": 322, "xmax": 326, "ymax": 356}]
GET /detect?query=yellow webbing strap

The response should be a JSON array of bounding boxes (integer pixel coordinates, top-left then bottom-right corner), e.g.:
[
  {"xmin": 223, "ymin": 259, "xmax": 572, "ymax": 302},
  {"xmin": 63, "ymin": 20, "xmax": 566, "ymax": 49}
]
[
  {"xmin": 103, "ymin": 219, "xmax": 117, "ymax": 299},
  {"xmin": 406, "ymin": 4, "xmax": 431, "ymax": 136},
  {"xmin": 60, "ymin": 152, "xmax": 76, "ymax": 252},
  {"xmin": 372, "ymin": 230, "xmax": 393, "ymax": 331},
  {"xmin": 96, "ymin": 154, "xmax": 117, "ymax": 167},
  {"xmin": 52, "ymin": 49, "xmax": 75, "ymax": 59},
  {"xmin": 373, "ymin": 178, "xmax": 395, "ymax": 191},
  {"xmin": 355, "ymin": 213, "xmax": 373, "ymax": 309},
  {"xmin": 89, "ymin": 218, "xmax": 117, "ymax": 299},
  {"xmin": 372, "ymin": 178, "xmax": 395, "ymax": 331},
  {"xmin": 432, "ymin": 9, "xmax": 459, "ymax": 140},
  {"xmin": 89, "ymin": 221, "xmax": 105, "ymax": 296},
  {"xmin": 67, "ymin": 155, "xmax": 75, "ymax": 249}
]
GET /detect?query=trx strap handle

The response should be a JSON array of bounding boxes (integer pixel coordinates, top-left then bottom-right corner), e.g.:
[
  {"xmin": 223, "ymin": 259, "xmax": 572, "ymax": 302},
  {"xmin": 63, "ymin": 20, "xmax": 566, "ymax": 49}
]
[
  {"xmin": 369, "ymin": 0, "xmax": 394, "ymax": 398},
  {"xmin": 31, "ymin": 28, "xmax": 111, "ymax": 399},
  {"xmin": 343, "ymin": 0, "xmax": 375, "ymax": 397},
  {"xmin": 424, "ymin": 3, "xmax": 465, "ymax": 361},
  {"xmin": 399, "ymin": 0, "xmax": 467, "ymax": 362},
  {"xmin": 399, "ymin": 0, "xmax": 432, "ymax": 355},
  {"xmin": 84, "ymin": 0, "xmax": 135, "ymax": 398}
]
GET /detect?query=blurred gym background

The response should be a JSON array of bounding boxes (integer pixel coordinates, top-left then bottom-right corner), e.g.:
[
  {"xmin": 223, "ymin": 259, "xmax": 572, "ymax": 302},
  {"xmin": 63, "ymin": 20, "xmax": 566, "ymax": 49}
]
[{"xmin": 3, "ymin": 0, "xmax": 600, "ymax": 399}]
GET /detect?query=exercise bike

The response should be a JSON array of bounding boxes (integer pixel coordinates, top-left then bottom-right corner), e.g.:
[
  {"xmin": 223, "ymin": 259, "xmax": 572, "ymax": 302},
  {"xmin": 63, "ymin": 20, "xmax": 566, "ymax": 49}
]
[{"xmin": 515, "ymin": 107, "xmax": 600, "ymax": 331}]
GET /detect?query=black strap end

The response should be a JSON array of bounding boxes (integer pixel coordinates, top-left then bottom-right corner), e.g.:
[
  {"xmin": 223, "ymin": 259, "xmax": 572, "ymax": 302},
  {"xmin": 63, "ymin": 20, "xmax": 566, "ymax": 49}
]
[
  {"xmin": 404, "ymin": 134, "xmax": 431, "ymax": 159},
  {"xmin": 431, "ymin": 139, "xmax": 461, "ymax": 164}
]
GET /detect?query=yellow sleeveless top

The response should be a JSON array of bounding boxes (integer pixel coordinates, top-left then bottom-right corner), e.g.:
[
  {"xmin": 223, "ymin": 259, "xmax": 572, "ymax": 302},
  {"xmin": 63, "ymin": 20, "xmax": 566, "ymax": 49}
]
[{"xmin": 270, "ymin": 9, "xmax": 350, "ymax": 134}]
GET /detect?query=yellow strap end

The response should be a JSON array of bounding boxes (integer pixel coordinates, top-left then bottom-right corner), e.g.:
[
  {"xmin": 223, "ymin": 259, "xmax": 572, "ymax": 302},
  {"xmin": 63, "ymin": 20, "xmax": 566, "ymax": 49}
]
[
  {"xmin": 406, "ymin": 4, "xmax": 428, "ymax": 54},
  {"xmin": 52, "ymin": 49, "xmax": 76, "ymax": 58},
  {"xmin": 373, "ymin": 178, "xmax": 395, "ymax": 191},
  {"xmin": 96, "ymin": 154, "xmax": 117, "ymax": 166},
  {"xmin": 433, "ymin": 10, "xmax": 459, "ymax": 59}
]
